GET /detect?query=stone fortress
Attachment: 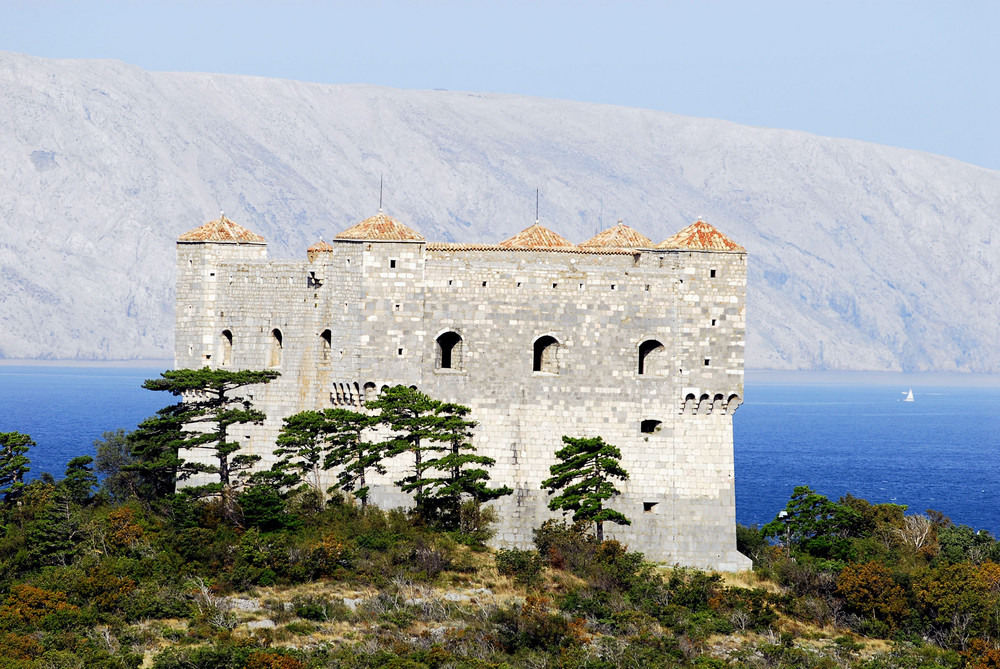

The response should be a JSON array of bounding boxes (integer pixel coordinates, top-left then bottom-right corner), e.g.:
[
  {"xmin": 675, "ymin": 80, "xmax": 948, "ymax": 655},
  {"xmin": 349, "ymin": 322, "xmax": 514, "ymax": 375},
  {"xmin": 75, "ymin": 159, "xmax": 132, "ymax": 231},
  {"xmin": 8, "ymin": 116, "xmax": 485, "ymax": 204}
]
[{"xmin": 175, "ymin": 209, "xmax": 750, "ymax": 571}]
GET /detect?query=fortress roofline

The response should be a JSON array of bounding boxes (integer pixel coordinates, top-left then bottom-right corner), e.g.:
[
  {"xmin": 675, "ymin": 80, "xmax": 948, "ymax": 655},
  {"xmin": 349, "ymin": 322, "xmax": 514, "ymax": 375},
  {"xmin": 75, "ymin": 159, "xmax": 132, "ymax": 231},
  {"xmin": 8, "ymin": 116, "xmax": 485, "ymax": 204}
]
[
  {"xmin": 335, "ymin": 211, "xmax": 425, "ymax": 242},
  {"xmin": 178, "ymin": 215, "xmax": 266, "ymax": 244},
  {"xmin": 580, "ymin": 222, "xmax": 654, "ymax": 249},
  {"xmin": 498, "ymin": 223, "xmax": 575, "ymax": 249},
  {"xmin": 657, "ymin": 219, "xmax": 745, "ymax": 253}
]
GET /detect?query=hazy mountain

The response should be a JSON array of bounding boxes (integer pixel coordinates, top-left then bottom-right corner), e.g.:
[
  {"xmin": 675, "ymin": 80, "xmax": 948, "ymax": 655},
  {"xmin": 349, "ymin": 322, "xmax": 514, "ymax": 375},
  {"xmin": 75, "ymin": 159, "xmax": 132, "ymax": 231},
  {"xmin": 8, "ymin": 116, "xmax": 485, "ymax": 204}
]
[{"xmin": 3, "ymin": 51, "xmax": 999, "ymax": 372}]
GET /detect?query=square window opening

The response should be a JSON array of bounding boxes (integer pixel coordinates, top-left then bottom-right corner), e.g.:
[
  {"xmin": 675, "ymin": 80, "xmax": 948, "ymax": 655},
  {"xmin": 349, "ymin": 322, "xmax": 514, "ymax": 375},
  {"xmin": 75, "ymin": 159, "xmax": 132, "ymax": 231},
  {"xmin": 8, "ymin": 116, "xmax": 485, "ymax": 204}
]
[
  {"xmin": 482, "ymin": 281, "xmax": 487, "ymax": 287},
  {"xmin": 704, "ymin": 359, "xmax": 711, "ymax": 366},
  {"xmin": 710, "ymin": 269, "xmax": 717, "ymax": 278},
  {"xmin": 390, "ymin": 259, "xmax": 397, "ymax": 269},
  {"xmin": 644, "ymin": 502, "xmax": 658, "ymax": 514},
  {"xmin": 398, "ymin": 348, "xmax": 404, "ymax": 356},
  {"xmin": 552, "ymin": 283, "xmax": 558, "ymax": 289},
  {"xmin": 711, "ymin": 319, "xmax": 717, "ymax": 326}
]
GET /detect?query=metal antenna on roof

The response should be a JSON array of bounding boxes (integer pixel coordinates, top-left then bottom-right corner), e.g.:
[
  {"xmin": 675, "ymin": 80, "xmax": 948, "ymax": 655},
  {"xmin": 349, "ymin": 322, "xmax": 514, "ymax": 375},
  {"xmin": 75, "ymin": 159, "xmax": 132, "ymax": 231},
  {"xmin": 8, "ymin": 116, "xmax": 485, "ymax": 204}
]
[
  {"xmin": 379, "ymin": 174, "xmax": 384, "ymax": 213},
  {"xmin": 535, "ymin": 189, "xmax": 539, "ymax": 224}
]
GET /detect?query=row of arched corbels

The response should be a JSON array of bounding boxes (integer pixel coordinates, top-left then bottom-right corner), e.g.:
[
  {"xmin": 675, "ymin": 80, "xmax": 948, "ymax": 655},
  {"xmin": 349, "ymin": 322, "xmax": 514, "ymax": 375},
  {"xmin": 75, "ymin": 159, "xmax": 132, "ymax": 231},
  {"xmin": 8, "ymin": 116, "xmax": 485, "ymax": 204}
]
[{"xmin": 680, "ymin": 392, "xmax": 742, "ymax": 415}]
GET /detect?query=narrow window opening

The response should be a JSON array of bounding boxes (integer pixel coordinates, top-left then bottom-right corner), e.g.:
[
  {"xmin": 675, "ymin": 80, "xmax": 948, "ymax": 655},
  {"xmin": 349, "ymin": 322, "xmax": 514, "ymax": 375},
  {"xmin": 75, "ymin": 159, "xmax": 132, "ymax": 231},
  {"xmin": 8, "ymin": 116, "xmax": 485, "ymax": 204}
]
[
  {"xmin": 516, "ymin": 281, "xmax": 522, "ymax": 288},
  {"xmin": 394, "ymin": 304, "xmax": 401, "ymax": 312},
  {"xmin": 436, "ymin": 331, "xmax": 463, "ymax": 370},
  {"xmin": 482, "ymin": 281, "xmax": 487, "ymax": 287},
  {"xmin": 533, "ymin": 335, "xmax": 559, "ymax": 374},
  {"xmin": 704, "ymin": 358, "xmax": 710, "ymax": 367},
  {"xmin": 640, "ymin": 419, "xmax": 662, "ymax": 434},
  {"xmin": 448, "ymin": 279, "xmax": 453, "ymax": 286},
  {"xmin": 552, "ymin": 283, "xmax": 558, "ymax": 289},
  {"xmin": 711, "ymin": 319, "xmax": 717, "ymax": 327},
  {"xmin": 398, "ymin": 348, "xmax": 404, "ymax": 356},
  {"xmin": 579, "ymin": 283, "xmax": 584, "ymax": 290},
  {"xmin": 643, "ymin": 502, "xmax": 658, "ymax": 513},
  {"xmin": 269, "ymin": 329, "xmax": 283, "ymax": 368},
  {"xmin": 221, "ymin": 330, "xmax": 233, "ymax": 366},
  {"xmin": 638, "ymin": 339, "xmax": 665, "ymax": 376},
  {"xmin": 644, "ymin": 284, "xmax": 650, "ymax": 292},
  {"xmin": 390, "ymin": 259, "xmax": 397, "ymax": 268},
  {"xmin": 611, "ymin": 284, "xmax": 616, "ymax": 290},
  {"xmin": 320, "ymin": 329, "xmax": 332, "ymax": 361},
  {"xmin": 710, "ymin": 268, "xmax": 717, "ymax": 278}
]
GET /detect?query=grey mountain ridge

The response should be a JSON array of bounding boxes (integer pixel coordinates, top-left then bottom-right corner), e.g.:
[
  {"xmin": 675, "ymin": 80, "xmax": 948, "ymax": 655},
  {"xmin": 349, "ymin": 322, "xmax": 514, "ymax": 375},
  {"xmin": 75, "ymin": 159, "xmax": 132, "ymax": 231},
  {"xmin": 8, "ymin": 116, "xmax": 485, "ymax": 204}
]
[{"xmin": 2, "ymin": 50, "xmax": 999, "ymax": 371}]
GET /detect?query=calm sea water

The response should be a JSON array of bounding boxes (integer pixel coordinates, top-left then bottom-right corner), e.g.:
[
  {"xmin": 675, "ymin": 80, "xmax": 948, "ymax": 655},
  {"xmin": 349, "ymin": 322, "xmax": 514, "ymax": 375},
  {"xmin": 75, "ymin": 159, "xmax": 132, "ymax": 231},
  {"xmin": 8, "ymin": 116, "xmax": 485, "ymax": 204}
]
[{"xmin": 1, "ymin": 366, "xmax": 998, "ymax": 534}]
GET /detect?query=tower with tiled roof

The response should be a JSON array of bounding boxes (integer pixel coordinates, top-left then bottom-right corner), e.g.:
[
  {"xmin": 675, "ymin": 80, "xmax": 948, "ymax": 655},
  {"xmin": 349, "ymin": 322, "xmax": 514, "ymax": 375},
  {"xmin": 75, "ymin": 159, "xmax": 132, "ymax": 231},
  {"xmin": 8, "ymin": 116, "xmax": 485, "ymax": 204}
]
[{"xmin": 174, "ymin": 208, "xmax": 749, "ymax": 571}]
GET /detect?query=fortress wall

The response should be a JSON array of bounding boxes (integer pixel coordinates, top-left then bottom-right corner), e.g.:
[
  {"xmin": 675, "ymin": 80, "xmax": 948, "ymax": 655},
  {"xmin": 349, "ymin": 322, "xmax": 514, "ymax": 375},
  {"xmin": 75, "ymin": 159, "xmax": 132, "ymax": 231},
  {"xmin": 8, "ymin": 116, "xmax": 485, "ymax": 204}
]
[{"xmin": 174, "ymin": 237, "xmax": 749, "ymax": 569}]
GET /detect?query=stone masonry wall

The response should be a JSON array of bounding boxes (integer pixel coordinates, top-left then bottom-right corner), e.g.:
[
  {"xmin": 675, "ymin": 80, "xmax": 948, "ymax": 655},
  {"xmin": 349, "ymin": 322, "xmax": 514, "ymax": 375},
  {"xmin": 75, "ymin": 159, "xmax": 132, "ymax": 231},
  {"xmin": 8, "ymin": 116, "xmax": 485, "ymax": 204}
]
[{"xmin": 175, "ymin": 238, "xmax": 750, "ymax": 571}]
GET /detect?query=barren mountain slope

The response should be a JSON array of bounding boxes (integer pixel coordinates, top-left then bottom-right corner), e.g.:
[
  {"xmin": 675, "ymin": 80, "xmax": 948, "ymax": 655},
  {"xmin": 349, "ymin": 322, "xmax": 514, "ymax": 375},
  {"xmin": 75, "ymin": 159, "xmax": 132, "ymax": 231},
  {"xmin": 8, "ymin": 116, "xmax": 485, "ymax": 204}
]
[{"xmin": 2, "ymin": 51, "xmax": 999, "ymax": 371}]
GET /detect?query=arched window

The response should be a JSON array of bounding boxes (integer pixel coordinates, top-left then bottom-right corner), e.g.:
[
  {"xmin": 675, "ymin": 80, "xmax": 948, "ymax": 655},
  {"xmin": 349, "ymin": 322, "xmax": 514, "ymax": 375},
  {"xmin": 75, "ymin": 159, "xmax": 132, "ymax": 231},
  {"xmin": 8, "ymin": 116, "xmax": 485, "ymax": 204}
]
[
  {"xmin": 221, "ymin": 330, "xmax": 233, "ymax": 366},
  {"xmin": 363, "ymin": 382, "xmax": 377, "ymax": 403},
  {"xmin": 320, "ymin": 329, "xmax": 332, "ymax": 361},
  {"xmin": 533, "ymin": 335, "xmax": 559, "ymax": 374},
  {"xmin": 436, "ymin": 331, "xmax": 463, "ymax": 370},
  {"xmin": 269, "ymin": 329, "xmax": 283, "ymax": 368},
  {"xmin": 638, "ymin": 339, "xmax": 665, "ymax": 376}
]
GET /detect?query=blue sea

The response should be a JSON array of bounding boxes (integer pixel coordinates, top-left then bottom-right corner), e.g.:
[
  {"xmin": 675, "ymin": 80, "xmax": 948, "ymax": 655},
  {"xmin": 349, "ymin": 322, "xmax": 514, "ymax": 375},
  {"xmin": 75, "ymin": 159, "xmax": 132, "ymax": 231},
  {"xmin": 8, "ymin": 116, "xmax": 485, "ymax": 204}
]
[{"xmin": 1, "ymin": 365, "xmax": 998, "ymax": 534}]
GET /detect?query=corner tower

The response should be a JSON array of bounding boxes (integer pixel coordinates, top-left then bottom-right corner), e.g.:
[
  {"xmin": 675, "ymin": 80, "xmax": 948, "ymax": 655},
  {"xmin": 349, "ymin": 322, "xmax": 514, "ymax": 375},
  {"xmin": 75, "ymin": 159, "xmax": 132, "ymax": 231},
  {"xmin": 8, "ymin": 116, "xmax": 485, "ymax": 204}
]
[{"xmin": 175, "ymin": 215, "xmax": 267, "ymax": 369}]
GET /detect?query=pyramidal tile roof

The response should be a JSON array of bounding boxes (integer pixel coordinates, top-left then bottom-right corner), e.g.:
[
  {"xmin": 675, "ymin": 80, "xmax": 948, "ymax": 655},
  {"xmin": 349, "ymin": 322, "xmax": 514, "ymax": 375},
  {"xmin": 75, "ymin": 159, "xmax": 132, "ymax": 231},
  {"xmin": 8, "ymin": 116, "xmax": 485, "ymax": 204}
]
[
  {"xmin": 178, "ymin": 215, "xmax": 266, "ymax": 243},
  {"xmin": 579, "ymin": 222, "xmax": 653, "ymax": 248},
  {"xmin": 335, "ymin": 211, "xmax": 425, "ymax": 241},
  {"xmin": 657, "ymin": 220, "xmax": 745, "ymax": 252},
  {"xmin": 306, "ymin": 239, "xmax": 334, "ymax": 253},
  {"xmin": 499, "ymin": 223, "xmax": 575, "ymax": 249}
]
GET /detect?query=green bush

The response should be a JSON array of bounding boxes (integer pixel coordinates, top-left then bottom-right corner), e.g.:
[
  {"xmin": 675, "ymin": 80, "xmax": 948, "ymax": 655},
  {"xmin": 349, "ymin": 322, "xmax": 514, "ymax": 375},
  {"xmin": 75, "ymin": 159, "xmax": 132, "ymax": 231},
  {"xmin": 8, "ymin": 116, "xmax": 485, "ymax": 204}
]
[{"xmin": 495, "ymin": 548, "xmax": 544, "ymax": 585}]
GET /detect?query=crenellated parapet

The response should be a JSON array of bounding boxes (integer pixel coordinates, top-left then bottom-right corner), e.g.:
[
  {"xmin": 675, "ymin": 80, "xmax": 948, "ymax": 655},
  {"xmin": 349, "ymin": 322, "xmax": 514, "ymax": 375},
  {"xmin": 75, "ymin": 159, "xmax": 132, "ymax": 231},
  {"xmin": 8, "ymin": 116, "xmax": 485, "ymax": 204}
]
[{"xmin": 680, "ymin": 391, "xmax": 743, "ymax": 415}]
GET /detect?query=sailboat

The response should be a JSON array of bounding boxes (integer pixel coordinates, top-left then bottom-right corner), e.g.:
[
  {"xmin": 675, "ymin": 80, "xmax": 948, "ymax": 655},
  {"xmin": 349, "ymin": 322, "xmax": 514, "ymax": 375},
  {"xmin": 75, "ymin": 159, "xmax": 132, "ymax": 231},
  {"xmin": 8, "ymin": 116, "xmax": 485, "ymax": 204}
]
[{"xmin": 904, "ymin": 389, "xmax": 914, "ymax": 402}]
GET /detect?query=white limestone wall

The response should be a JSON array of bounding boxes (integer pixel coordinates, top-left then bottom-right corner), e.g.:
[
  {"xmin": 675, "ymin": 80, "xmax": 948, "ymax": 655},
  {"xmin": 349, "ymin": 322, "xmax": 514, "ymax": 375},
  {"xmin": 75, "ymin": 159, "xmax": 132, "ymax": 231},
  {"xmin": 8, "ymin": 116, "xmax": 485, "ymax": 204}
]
[{"xmin": 174, "ymin": 238, "xmax": 749, "ymax": 570}]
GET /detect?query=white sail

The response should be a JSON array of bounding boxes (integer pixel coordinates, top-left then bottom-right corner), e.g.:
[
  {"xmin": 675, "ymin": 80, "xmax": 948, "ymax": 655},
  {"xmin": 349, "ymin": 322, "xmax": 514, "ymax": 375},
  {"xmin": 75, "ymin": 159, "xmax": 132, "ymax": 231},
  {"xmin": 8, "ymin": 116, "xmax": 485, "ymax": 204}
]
[{"xmin": 904, "ymin": 389, "xmax": 914, "ymax": 402}]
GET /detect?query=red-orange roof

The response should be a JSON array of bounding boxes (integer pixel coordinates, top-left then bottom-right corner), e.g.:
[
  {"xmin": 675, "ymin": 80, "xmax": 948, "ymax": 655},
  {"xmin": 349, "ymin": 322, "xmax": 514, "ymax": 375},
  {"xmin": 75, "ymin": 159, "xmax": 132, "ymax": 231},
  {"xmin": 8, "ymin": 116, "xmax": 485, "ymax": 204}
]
[
  {"xmin": 499, "ymin": 223, "xmax": 575, "ymax": 249},
  {"xmin": 335, "ymin": 211, "xmax": 424, "ymax": 241},
  {"xmin": 579, "ymin": 223, "xmax": 653, "ymax": 248},
  {"xmin": 657, "ymin": 220, "xmax": 745, "ymax": 252},
  {"xmin": 306, "ymin": 239, "xmax": 334, "ymax": 253},
  {"xmin": 178, "ymin": 215, "xmax": 266, "ymax": 243}
]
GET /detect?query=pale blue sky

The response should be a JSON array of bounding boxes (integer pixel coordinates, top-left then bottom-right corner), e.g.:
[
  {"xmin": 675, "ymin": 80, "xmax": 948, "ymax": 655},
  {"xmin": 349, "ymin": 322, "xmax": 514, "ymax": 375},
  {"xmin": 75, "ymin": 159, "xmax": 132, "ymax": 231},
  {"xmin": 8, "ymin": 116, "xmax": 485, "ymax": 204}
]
[{"xmin": 4, "ymin": 1, "xmax": 999, "ymax": 170}]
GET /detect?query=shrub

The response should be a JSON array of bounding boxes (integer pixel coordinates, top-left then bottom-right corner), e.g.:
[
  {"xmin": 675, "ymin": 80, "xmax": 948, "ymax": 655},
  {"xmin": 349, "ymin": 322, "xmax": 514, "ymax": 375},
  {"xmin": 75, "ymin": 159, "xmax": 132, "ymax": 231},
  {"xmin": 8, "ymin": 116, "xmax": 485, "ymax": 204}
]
[
  {"xmin": 0, "ymin": 584, "xmax": 79, "ymax": 627},
  {"xmin": 495, "ymin": 548, "xmax": 544, "ymax": 585}
]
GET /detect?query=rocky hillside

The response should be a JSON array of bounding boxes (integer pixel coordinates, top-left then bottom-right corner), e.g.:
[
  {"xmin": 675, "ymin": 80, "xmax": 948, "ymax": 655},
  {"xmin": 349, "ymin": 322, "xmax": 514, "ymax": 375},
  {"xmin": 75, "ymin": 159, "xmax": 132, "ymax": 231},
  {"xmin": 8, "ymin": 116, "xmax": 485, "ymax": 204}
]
[{"xmin": 3, "ymin": 51, "xmax": 999, "ymax": 371}]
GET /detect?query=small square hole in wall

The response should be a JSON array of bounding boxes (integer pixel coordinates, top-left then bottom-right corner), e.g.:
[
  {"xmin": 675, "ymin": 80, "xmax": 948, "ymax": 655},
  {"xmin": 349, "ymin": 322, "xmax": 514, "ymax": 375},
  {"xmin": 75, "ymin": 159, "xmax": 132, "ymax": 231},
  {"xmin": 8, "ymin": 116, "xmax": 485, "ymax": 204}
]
[
  {"xmin": 711, "ymin": 319, "xmax": 717, "ymax": 326},
  {"xmin": 579, "ymin": 283, "xmax": 584, "ymax": 290},
  {"xmin": 516, "ymin": 281, "xmax": 522, "ymax": 288},
  {"xmin": 448, "ymin": 279, "xmax": 453, "ymax": 286},
  {"xmin": 390, "ymin": 259, "xmax": 397, "ymax": 269},
  {"xmin": 398, "ymin": 348, "xmax": 404, "ymax": 356},
  {"xmin": 552, "ymin": 283, "xmax": 558, "ymax": 289},
  {"xmin": 710, "ymin": 269, "xmax": 717, "ymax": 278},
  {"xmin": 394, "ymin": 304, "xmax": 401, "ymax": 312},
  {"xmin": 644, "ymin": 502, "xmax": 658, "ymax": 514},
  {"xmin": 704, "ymin": 358, "xmax": 711, "ymax": 366},
  {"xmin": 644, "ymin": 285, "xmax": 650, "ymax": 292},
  {"xmin": 482, "ymin": 281, "xmax": 487, "ymax": 287},
  {"xmin": 611, "ymin": 284, "xmax": 617, "ymax": 290}
]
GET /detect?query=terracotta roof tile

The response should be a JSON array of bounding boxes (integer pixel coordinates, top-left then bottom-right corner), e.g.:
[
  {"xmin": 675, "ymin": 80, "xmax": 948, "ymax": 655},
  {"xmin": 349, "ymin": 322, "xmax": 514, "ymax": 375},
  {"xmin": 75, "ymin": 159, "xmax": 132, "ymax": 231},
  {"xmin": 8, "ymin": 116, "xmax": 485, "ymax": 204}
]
[
  {"xmin": 657, "ymin": 220, "xmax": 745, "ymax": 253},
  {"xmin": 335, "ymin": 211, "xmax": 424, "ymax": 241},
  {"xmin": 178, "ymin": 215, "xmax": 266, "ymax": 243},
  {"xmin": 498, "ymin": 223, "xmax": 575, "ymax": 249},
  {"xmin": 306, "ymin": 239, "xmax": 334, "ymax": 253},
  {"xmin": 579, "ymin": 222, "xmax": 653, "ymax": 249}
]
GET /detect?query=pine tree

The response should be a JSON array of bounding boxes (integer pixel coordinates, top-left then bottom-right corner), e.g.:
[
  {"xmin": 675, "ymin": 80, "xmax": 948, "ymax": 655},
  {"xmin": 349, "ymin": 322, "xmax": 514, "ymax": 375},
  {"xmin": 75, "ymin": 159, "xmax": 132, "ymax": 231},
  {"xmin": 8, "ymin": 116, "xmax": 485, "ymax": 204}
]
[
  {"xmin": 142, "ymin": 367, "xmax": 279, "ymax": 517},
  {"xmin": 62, "ymin": 456, "xmax": 97, "ymax": 505},
  {"xmin": 420, "ymin": 402, "xmax": 512, "ymax": 529},
  {"xmin": 366, "ymin": 385, "xmax": 444, "ymax": 515},
  {"xmin": 541, "ymin": 435, "xmax": 631, "ymax": 542},
  {"xmin": 0, "ymin": 431, "xmax": 32, "ymax": 506},
  {"xmin": 321, "ymin": 409, "xmax": 383, "ymax": 508}
]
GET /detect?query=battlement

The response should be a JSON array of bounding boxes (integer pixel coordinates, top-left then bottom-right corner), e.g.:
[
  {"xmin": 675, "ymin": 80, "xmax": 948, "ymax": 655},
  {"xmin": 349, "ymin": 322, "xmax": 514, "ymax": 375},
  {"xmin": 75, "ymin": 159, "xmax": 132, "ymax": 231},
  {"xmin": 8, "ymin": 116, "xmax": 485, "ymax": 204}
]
[{"xmin": 174, "ymin": 212, "xmax": 750, "ymax": 571}]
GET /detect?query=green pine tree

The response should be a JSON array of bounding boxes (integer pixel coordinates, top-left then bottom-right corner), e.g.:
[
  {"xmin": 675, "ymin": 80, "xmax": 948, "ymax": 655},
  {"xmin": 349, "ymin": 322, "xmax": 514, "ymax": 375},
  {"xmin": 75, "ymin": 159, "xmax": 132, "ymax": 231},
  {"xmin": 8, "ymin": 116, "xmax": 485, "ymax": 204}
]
[
  {"xmin": 321, "ymin": 409, "xmax": 383, "ymax": 508},
  {"xmin": 142, "ymin": 367, "xmax": 279, "ymax": 519},
  {"xmin": 541, "ymin": 435, "xmax": 631, "ymax": 542},
  {"xmin": 62, "ymin": 456, "xmax": 97, "ymax": 505},
  {"xmin": 0, "ymin": 431, "xmax": 32, "ymax": 506}
]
